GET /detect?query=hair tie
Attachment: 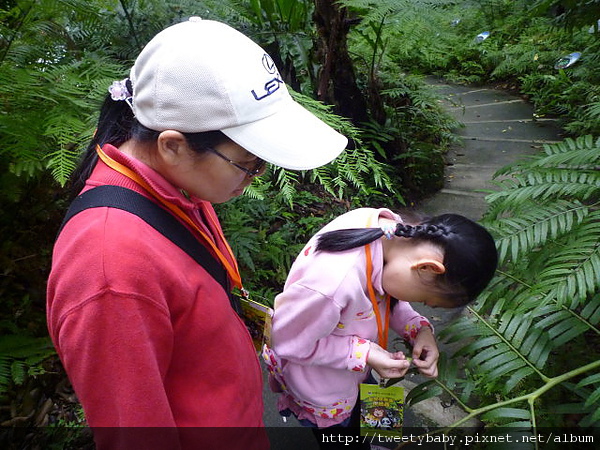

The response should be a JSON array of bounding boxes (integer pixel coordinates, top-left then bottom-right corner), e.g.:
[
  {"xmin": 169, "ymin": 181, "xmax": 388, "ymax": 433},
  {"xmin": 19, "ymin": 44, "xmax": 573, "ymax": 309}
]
[
  {"xmin": 381, "ymin": 222, "xmax": 397, "ymax": 240},
  {"xmin": 108, "ymin": 78, "xmax": 134, "ymax": 111}
]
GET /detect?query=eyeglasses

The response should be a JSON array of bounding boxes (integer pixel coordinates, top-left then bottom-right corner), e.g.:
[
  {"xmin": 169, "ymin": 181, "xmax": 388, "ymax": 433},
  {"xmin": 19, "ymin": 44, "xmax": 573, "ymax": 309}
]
[{"xmin": 206, "ymin": 147, "xmax": 266, "ymax": 178}]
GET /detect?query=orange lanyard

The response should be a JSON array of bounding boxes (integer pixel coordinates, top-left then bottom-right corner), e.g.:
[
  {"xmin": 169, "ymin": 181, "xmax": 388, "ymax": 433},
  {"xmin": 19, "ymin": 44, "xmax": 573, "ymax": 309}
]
[
  {"xmin": 96, "ymin": 145, "xmax": 244, "ymax": 292},
  {"xmin": 365, "ymin": 216, "xmax": 391, "ymax": 349}
]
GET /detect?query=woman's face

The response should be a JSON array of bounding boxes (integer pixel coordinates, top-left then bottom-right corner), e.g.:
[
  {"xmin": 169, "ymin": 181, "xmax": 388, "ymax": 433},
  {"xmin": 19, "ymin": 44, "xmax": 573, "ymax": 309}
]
[{"xmin": 159, "ymin": 135, "xmax": 266, "ymax": 203}]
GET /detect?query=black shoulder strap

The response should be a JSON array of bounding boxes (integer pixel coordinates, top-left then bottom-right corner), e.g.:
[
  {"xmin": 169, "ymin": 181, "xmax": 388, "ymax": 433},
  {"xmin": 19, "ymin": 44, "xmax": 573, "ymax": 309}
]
[{"xmin": 58, "ymin": 185, "xmax": 241, "ymax": 314}]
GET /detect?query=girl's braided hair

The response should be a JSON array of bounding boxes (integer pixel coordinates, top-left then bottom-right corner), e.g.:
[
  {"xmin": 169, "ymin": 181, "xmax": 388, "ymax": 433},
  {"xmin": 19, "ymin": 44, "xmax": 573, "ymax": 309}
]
[{"xmin": 316, "ymin": 214, "xmax": 498, "ymax": 306}]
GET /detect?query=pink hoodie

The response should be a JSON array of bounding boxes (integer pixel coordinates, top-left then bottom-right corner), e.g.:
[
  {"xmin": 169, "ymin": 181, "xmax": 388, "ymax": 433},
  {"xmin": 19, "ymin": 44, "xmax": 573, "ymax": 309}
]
[{"xmin": 264, "ymin": 208, "xmax": 432, "ymax": 427}]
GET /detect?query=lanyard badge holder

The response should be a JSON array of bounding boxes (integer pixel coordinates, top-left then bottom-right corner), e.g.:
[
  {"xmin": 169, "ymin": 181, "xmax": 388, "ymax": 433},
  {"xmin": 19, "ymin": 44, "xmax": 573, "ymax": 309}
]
[
  {"xmin": 359, "ymin": 217, "xmax": 405, "ymax": 438},
  {"xmin": 235, "ymin": 290, "xmax": 273, "ymax": 351}
]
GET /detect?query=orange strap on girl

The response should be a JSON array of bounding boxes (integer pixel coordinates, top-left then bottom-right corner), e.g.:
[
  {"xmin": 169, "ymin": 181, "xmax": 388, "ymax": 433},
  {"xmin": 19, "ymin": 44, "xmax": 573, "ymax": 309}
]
[
  {"xmin": 365, "ymin": 215, "xmax": 391, "ymax": 350},
  {"xmin": 96, "ymin": 145, "xmax": 245, "ymax": 293}
]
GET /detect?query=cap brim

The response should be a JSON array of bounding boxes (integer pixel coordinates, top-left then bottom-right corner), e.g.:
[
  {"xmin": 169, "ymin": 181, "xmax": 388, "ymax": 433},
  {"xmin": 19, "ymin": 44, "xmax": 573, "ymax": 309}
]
[{"xmin": 220, "ymin": 100, "xmax": 348, "ymax": 171}]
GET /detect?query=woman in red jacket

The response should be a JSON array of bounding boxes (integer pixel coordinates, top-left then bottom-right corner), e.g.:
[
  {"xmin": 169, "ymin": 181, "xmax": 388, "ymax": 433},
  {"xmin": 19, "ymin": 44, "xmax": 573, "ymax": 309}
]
[{"xmin": 46, "ymin": 17, "xmax": 346, "ymax": 450}]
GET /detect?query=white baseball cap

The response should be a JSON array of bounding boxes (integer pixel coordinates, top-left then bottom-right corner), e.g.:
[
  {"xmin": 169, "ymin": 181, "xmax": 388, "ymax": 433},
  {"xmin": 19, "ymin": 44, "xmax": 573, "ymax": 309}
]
[{"xmin": 130, "ymin": 17, "xmax": 347, "ymax": 170}]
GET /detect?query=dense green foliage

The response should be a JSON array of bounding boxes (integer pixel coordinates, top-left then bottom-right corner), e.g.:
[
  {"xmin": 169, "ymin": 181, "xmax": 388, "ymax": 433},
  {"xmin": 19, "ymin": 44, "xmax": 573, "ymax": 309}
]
[
  {"xmin": 354, "ymin": 0, "xmax": 600, "ymax": 434},
  {"xmin": 0, "ymin": 0, "xmax": 454, "ymax": 428},
  {"xmin": 378, "ymin": 0, "xmax": 600, "ymax": 136},
  {"xmin": 0, "ymin": 0, "xmax": 598, "ymax": 438}
]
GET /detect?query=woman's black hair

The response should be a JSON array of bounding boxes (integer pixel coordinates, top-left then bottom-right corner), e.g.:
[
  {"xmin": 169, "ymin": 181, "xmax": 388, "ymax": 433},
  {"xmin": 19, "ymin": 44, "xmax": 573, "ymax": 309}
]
[
  {"xmin": 70, "ymin": 92, "xmax": 229, "ymax": 195},
  {"xmin": 316, "ymin": 214, "xmax": 498, "ymax": 306}
]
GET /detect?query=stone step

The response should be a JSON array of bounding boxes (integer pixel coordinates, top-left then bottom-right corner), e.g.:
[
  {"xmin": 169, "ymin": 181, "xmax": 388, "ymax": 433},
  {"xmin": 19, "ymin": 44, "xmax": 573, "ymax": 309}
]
[{"xmin": 456, "ymin": 120, "xmax": 564, "ymax": 142}]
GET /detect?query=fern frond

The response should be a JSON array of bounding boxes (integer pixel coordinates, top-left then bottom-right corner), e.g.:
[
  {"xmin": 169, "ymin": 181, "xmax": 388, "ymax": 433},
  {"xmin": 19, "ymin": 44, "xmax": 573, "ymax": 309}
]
[
  {"xmin": 0, "ymin": 334, "xmax": 55, "ymax": 393},
  {"xmin": 581, "ymin": 293, "xmax": 600, "ymax": 323},
  {"xmin": 541, "ymin": 135, "xmax": 599, "ymax": 156},
  {"xmin": 272, "ymin": 167, "xmax": 299, "ymax": 206},
  {"xmin": 405, "ymin": 378, "xmax": 443, "ymax": 405},
  {"xmin": 440, "ymin": 311, "xmax": 547, "ymax": 394},
  {"xmin": 530, "ymin": 137, "xmax": 600, "ymax": 170},
  {"xmin": 0, "ymin": 356, "xmax": 10, "ymax": 391},
  {"xmin": 535, "ymin": 211, "xmax": 600, "ymax": 308},
  {"xmin": 488, "ymin": 171, "xmax": 599, "ymax": 206},
  {"xmin": 562, "ymin": 381, "xmax": 600, "ymax": 427},
  {"xmin": 243, "ymin": 181, "xmax": 267, "ymax": 200},
  {"xmin": 489, "ymin": 200, "xmax": 589, "ymax": 263},
  {"xmin": 285, "ymin": 89, "xmax": 396, "ymax": 203},
  {"xmin": 536, "ymin": 309, "xmax": 592, "ymax": 349},
  {"xmin": 11, "ymin": 360, "xmax": 27, "ymax": 386},
  {"xmin": 486, "ymin": 136, "xmax": 600, "ymax": 218}
]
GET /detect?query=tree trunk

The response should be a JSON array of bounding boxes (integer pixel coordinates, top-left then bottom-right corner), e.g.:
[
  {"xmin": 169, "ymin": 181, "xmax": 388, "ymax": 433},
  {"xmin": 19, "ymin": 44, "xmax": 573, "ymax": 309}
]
[{"xmin": 313, "ymin": 0, "xmax": 369, "ymax": 125}]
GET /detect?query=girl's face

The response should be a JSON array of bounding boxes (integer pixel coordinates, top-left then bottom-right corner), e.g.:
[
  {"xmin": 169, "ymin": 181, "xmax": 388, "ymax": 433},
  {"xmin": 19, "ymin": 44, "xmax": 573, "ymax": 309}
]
[
  {"xmin": 381, "ymin": 238, "xmax": 455, "ymax": 308},
  {"xmin": 156, "ymin": 132, "xmax": 266, "ymax": 203}
]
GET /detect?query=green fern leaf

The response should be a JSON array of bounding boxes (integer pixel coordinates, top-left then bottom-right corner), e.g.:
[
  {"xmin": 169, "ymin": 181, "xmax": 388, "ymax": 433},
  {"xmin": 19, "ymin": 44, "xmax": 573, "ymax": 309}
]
[
  {"xmin": 537, "ymin": 213, "xmax": 600, "ymax": 308},
  {"xmin": 504, "ymin": 367, "xmax": 536, "ymax": 393},
  {"xmin": 481, "ymin": 407, "xmax": 531, "ymax": 422},
  {"xmin": 492, "ymin": 201, "xmax": 588, "ymax": 261},
  {"xmin": 584, "ymin": 386, "xmax": 600, "ymax": 409},
  {"xmin": 576, "ymin": 373, "xmax": 600, "ymax": 389},
  {"xmin": 580, "ymin": 295, "xmax": 600, "ymax": 323},
  {"xmin": 11, "ymin": 360, "xmax": 26, "ymax": 386}
]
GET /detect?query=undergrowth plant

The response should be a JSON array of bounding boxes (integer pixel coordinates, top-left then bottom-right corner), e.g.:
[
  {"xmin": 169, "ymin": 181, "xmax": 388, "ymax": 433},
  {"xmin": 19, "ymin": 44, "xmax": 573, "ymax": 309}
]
[
  {"xmin": 215, "ymin": 187, "xmax": 350, "ymax": 307},
  {"xmin": 406, "ymin": 135, "xmax": 600, "ymax": 435},
  {"xmin": 0, "ymin": 333, "xmax": 55, "ymax": 396},
  {"xmin": 341, "ymin": 0, "xmax": 463, "ymax": 198},
  {"xmin": 250, "ymin": 90, "xmax": 399, "ymax": 206},
  {"xmin": 366, "ymin": 0, "xmax": 600, "ymax": 136}
]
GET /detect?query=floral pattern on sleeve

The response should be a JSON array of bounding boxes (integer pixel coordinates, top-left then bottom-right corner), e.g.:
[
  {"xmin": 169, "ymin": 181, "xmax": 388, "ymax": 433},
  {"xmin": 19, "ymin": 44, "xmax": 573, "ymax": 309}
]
[
  {"xmin": 262, "ymin": 344, "xmax": 355, "ymax": 422},
  {"xmin": 262, "ymin": 344, "xmax": 286, "ymax": 393},
  {"xmin": 347, "ymin": 336, "xmax": 370, "ymax": 373},
  {"xmin": 403, "ymin": 318, "xmax": 433, "ymax": 346}
]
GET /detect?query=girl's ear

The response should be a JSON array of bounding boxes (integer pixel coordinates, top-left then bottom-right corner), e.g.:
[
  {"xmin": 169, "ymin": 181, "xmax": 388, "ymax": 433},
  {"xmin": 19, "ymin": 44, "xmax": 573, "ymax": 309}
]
[{"xmin": 412, "ymin": 259, "xmax": 446, "ymax": 275}]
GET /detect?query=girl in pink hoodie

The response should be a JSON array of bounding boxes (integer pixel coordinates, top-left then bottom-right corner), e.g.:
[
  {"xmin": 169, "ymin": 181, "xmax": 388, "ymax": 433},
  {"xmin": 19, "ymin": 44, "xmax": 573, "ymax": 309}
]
[{"xmin": 263, "ymin": 207, "xmax": 497, "ymax": 439}]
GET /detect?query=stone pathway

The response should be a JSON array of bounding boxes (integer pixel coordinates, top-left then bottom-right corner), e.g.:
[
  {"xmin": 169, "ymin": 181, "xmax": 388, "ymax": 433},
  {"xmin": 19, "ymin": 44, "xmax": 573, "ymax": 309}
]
[
  {"xmin": 262, "ymin": 79, "xmax": 564, "ymax": 448},
  {"xmin": 421, "ymin": 78, "xmax": 563, "ymax": 220},
  {"xmin": 402, "ymin": 78, "xmax": 564, "ymax": 428}
]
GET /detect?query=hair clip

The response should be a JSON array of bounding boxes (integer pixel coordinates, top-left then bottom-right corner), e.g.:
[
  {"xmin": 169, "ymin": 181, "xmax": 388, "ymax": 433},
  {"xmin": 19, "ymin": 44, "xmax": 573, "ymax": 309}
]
[
  {"xmin": 381, "ymin": 223, "xmax": 397, "ymax": 240},
  {"xmin": 109, "ymin": 79, "xmax": 131, "ymax": 101},
  {"xmin": 108, "ymin": 78, "xmax": 134, "ymax": 111}
]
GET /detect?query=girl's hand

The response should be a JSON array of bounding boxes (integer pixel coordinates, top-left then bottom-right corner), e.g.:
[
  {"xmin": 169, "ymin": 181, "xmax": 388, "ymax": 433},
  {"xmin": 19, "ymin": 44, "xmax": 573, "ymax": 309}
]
[
  {"xmin": 411, "ymin": 326, "xmax": 439, "ymax": 378},
  {"xmin": 366, "ymin": 342, "xmax": 410, "ymax": 379}
]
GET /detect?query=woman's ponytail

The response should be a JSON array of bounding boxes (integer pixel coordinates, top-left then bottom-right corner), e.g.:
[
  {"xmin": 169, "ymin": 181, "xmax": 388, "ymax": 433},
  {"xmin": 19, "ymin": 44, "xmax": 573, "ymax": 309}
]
[{"xmin": 69, "ymin": 94, "xmax": 136, "ymax": 195}]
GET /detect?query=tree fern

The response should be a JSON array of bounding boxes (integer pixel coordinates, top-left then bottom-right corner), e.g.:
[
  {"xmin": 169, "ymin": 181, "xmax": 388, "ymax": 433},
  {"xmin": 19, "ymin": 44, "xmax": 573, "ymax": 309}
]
[{"xmin": 406, "ymin": 135, "xmax": 600, "ymax": 434}]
